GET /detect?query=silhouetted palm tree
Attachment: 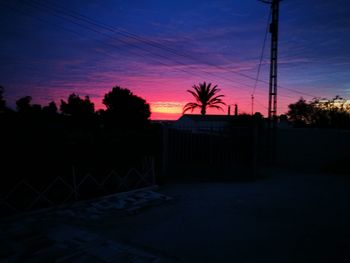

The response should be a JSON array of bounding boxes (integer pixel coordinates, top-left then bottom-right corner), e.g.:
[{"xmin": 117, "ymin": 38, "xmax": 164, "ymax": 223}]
[{"xmin": 183, "ymin": 82, "xmax": 225, "ymax": 115}]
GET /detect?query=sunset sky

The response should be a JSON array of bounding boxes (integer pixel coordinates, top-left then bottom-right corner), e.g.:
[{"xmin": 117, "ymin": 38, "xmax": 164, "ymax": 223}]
[{"xmin": 1, "ymin": 0, "xmax": 350, "ymax": 119}]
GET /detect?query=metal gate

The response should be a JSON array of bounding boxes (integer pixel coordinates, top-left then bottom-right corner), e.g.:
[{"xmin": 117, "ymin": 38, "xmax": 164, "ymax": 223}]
[{"xmin": 162, "ymin": 126, "xmax": 259, "ymax": 181}]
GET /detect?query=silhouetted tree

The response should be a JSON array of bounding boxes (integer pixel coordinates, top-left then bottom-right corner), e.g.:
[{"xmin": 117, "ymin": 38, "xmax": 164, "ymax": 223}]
[
  {"xmin": 60, "ymin": 93, "xmax": 94, "ymax": 117},
  {"xmin": 287, "ymin": 98, "xmax": 314, "ymax": 127},
  {"xmin": 287, "ymin": 97, "xmax": 350, "ymax": 129},
  {"xmin": 32, "ymin": 104, "xmax": 42, "ymax": 112},
  {"xmin": 15, "ymin": 96, "xmax": 44, "ymax": 120},
  {"xmin": 0, "ymin": 86, "xmax": 6, "ymax": 112},
  {"xmin": 43, "ymin": 101, "xmax": 58, "ymax": 115},
  {"xmin": 279, "ymin": 114, "xmax": 288, "ymax": 122},
  {"xmin": 253, "ymin": 112, "xmax": 263, "ymax": 119},
  {"xmin": 102, "ymin": 86, "xmax": 151, "ymax": 128},
  {"xmin": 16, "ymin": 96, "xmax": 33, "ymax": 113},
  {"xmin": 183, "ymin": 82, "xmax": 225, "ymax": 115}
]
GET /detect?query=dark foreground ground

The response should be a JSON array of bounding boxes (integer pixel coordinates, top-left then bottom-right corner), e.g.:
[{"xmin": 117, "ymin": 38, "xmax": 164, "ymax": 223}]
[{"xmin": 1, "ymin": 170, "xmax": 350, "ymax": 262}]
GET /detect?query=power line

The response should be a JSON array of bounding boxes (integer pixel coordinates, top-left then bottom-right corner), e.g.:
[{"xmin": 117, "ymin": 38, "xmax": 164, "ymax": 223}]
[
  {"xmin": 3, "ymin": 0, "xmax": 317, "ymax": 102},
  {"xmin": 1, "ymin": 1, "xmax": 271, "ymax": 106},
  {"xmin": 27, "ymin": 0, "xmax": 268, "ymax": 84},
  {"xmin": 28, "ymin": 0, "xmax": 315, "ymax": 101},
  {"xmin": 27, "ymin": 0, "xmax": 310, "ymax": 101},
  {"xmin": 252, "ymin": 8, "xmax": 271, "ymax": 96},
  {"xmin": 20, "ymin": 0, "xmax": 267, "ymax": 95},
  {"xmin": 251, "ymin": 8, "xmax": 271, "ymax": 114},
  {"xmin": 255, "ymin": 98, "xmax": 268, "ymax": 110}
]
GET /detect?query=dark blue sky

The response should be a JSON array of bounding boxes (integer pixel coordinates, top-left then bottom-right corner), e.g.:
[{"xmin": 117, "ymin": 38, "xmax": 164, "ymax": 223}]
[{"xmin": 1, "ymin": 0, "xmax": 350, "ymax": 119}]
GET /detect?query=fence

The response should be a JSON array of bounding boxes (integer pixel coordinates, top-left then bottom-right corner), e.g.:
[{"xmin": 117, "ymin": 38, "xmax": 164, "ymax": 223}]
[
  {"xmin": 162, "ymin": 125, "xmax": 259, "ymax": 180},
  {"xmin": 0, "ymin": 157, "xmax": 155, "ymax": 216},
  {"xmin": 275, "ymin": 128, "xmax": 350, "ymax": 173}
]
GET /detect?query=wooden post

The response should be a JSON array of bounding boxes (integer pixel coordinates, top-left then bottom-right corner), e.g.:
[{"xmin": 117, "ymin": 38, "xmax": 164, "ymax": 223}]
[
  {"xmin": 162, "ymin": 125, "xmax": 169, "ymax": 178},
  {"xmin": 72, "ymin": 166, "xmax": 78, "ymax": 201},
  {"xmin": 251, "ymin": 120, "xmax": 259, "ymax": 180}
]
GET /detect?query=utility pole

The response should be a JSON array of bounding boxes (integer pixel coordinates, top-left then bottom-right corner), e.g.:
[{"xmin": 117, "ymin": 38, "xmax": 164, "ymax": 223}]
[
  {"xmin": 260, "ymin": 0, "xmax": 281, "ymax": 163},
  {"xmin": 260, "ymin": 0, "xmax": 281, "ymax": 128},
  {"xmin": 251, "ymin": 94, "xmax": 254, "ymax": 115}
]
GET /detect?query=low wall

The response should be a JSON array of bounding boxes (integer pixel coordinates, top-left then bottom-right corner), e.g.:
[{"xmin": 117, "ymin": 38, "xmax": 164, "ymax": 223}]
[{"xmin": 275, "ymin": 128, "xmax": 350, "ymax": 173}]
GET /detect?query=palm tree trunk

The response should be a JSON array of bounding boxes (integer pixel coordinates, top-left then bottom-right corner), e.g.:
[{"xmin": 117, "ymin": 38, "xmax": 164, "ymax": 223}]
[{"xmin": 201, "ymin": 106, "xmax": 206, "ymax": 115}]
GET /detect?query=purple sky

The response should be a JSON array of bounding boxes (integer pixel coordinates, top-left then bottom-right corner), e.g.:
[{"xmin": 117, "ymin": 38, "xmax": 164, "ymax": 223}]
[{"xmin": 1, "ymin": 0, "xmax": 350, "ymax": 119}]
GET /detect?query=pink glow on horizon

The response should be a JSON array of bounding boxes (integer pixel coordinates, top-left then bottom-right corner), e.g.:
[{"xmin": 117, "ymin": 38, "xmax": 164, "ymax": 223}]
[
  {"xmin": 29, "ymin": 87, "xmax": 291, "ymax": 120},
  {"xmin": 19, "ymin": 71, "xmax": 299, "ymax": 120}
]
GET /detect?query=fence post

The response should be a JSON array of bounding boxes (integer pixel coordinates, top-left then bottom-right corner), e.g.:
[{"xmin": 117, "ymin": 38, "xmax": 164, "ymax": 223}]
[
  {"xmin": 72, "ymin": 166, "xmax": 78, "ymax": 201},
  {"xmin": 162, "ymin": 125, "xmax": 169, "ymax": 178},
  {"xmin": 150, "ymin": 157, "xmax": 156, "ymax": 185},
  {"xmin": 251, "ymin": 120, "xmax": 259, "ymax": 180}
]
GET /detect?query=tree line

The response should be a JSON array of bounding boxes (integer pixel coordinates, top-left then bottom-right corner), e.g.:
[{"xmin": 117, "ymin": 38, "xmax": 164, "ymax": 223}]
[
  {"xmin": 0, "ymin": 85, "xmax": 151, "ymax": 130},
  {"xmin": 286, "ymin": 96, "xmax": 350, "ymax": 129},
  {"xmin": 2, "ymin": 84, "xmax": 350, "ymax": 130},
  {"xmin": 0, "ymin": 85, "xmax": 161, "ymax": 187}
]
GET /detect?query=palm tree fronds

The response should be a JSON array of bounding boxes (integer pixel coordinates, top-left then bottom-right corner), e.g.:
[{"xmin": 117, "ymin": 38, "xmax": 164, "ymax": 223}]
[
  {"xmin": 183, "ymin": 82, "xmax": 225, "ymax": 115},
  {"xmin": 183, "ymin": 102, "xmax": 200, "ymax": 114},
  {"xmin": 208, "ymin": 105, "xmax": 225, "ymax": 111}
]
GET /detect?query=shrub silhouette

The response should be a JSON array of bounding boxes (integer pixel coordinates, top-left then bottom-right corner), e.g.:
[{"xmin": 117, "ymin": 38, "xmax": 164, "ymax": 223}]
[
  {"xmin": 43, "ymin": 101, "xmax": 58, "ymax": 115},
  {"xmin": 16, "ymin": 96, "xmax": 33, "ymax": 113},
  {"xmin": 0, "ymin": 86, "xmax": 6, "ymax": 113},
  {"xmin": 60, "ymin": 93, "xmax": 94, "ymax": 117},
  {"xmin": 102, "ymin": 86, "xmax": 150, "ymax": 128},
  {"xmin": 287, "ymin": 97, "xmax": 350, "ymax": 129}
]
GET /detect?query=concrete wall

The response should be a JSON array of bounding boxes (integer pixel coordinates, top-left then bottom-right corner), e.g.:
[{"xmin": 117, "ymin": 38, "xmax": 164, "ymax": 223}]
[{"xmin": 275, "ymin": 128, "xmax": 350, "ymax": 173}]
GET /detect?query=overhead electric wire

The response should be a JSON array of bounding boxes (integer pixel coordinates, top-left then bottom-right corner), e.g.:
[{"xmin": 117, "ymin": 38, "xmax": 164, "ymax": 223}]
[
  {"xmin": 250, "ymin": 8, "xmax": 271, "ymax": 115},
  {"xmin": 32, "ymin": 0, "xmax": 320, "ymax": 100},
  {"xmin": 255, "ymin": 98, "xmax": 268, "ymax": 110},
  {"xmin": 0, "ymin": 2, "xmax": 142, "ymax": 63},
  {"xmin": 252, "ymin": 9, "xmax": 271, "ymax": 96},
  {"xmin": 1, "ymin": 0, "xmax": 267, "ymax": 100},
  {"xmin": 35, "ymin": 0, "xmax": 319, "ymax": 99},
  {"xmin": 21, "ymin": 0, "xmax": 262, "ymax": 93},
  {"xmin": 4, "ymin": 0, "xmax": 283, "ymax": 100},
  {"xmin": 2, "ymin": 0, "xmax": 317, "ymax": 102},
  {"xmin": 27, "ymin": 0, "xmax": 270, "ymax": 84}
]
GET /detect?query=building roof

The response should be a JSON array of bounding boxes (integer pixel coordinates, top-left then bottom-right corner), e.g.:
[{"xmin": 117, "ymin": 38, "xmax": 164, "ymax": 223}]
[{"xmin": 178, "ymin": 114, "xmax": 236, "ymax": 122}]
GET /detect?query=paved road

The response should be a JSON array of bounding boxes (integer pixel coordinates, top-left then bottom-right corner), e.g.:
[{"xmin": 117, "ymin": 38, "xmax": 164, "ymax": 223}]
[
  {"xmin": 97, "ymin": 172, "xmax": 350, "ymax": 262},
  {"xmin": 1, "ymin": 171, "xmax": 350, "ymax": 262}
]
